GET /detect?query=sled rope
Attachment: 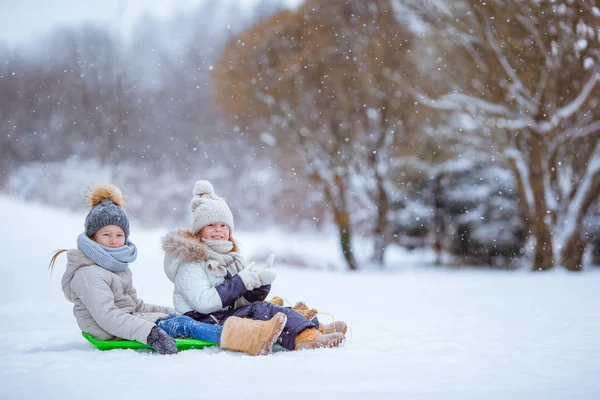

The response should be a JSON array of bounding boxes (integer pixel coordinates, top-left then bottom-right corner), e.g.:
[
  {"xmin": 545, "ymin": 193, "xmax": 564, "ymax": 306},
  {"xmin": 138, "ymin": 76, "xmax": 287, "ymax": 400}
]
[
  {"xmin": 268, "ymin": 297, "xmax": 342, "ymax": 333},
  {"xmin": 315, "ymin": 312, "xmax": 335, "ymax": 324}
]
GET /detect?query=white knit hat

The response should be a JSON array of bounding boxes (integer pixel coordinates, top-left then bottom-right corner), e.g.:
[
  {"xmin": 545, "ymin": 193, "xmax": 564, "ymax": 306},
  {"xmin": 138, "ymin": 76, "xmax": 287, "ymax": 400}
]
[{"xmin": 190, "ymin": 180, "xmax": 234, "ymax": 234}]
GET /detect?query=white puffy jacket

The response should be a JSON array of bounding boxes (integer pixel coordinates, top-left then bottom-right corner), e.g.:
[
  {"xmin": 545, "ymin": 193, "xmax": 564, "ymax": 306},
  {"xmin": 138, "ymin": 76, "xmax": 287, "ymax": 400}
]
[{"xmin": 162, "ymin": 230, "xmax": 253, "ymax": 315}]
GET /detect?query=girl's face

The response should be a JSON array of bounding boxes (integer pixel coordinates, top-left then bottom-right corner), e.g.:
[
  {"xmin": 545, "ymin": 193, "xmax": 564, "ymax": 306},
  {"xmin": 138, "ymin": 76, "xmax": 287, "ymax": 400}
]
[
  {"xmin": 92, "ymin": 225, "xmax": 126, "ymax": 248},
  {"xmin": 200, "ymin": 222, "xmax": 230, "ymax": 241}
]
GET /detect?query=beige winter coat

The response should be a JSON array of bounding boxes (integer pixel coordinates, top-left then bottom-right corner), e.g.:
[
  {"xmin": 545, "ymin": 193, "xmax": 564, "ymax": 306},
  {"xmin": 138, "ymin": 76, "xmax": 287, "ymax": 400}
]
[{"xmin": 61, "ymin": 249, "xmax": 174, "ymax": 344}]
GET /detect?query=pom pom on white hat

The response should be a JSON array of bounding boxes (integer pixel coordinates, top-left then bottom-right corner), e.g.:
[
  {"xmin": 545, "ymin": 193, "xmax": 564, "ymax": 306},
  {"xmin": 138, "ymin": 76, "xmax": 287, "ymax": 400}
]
[{"xmin": 190, "ymin": 180, "xmax": 234, "ymax": 234}]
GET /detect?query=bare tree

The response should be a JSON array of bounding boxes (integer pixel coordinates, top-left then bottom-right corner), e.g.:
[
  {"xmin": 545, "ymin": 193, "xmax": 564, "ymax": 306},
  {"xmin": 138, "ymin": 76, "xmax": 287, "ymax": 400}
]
[{"xmin": 213, "ymin": 0, "xmax": 417, "ymax": 269}]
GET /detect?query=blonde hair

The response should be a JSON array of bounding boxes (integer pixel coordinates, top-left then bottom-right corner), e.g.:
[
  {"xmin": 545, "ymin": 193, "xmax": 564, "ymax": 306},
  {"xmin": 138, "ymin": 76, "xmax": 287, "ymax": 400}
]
[
  {"xmin": 230, "ymin": 236, "xmax": 239, "ymax": 253},
  {"xmin": 48, "ymin": 249, "xmax": 68, "ymax": 273}
]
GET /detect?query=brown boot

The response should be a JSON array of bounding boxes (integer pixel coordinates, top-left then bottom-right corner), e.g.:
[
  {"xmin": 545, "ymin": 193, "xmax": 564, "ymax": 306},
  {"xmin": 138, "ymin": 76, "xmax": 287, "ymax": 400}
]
[
  {"xmin": 318, "ymin": 321, "xmax": 348, "ymax": 335},
  {"xmin": 267, "ymin": 296, "xmax": 284, "ymax": 307},
  {"xmin": 294, "ymin": 328, "xmax": 345, "ymax": 351},
  {"xmin": 220, "ymin": 312, "xmax": 287, "ymax": 356}
]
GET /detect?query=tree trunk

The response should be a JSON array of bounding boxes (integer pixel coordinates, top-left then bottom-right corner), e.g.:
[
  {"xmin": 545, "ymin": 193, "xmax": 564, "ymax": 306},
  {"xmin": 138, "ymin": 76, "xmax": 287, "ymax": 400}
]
[
  {"xmin": 324, "ymin": 174, "xmax": 359, "ymax": 271},
  {"xmin": 529, "ymin": 133, "xmax": 554, "ymax": 271},
  {"xmin": 431, "ymin": 175, "xmax": 444, "ymax": 265},
  {"xmin": 560, "ymin": 232, "xmax": 584, "ymax": 272},
  {"xmin": 372, "ymin": 235, "xmax": 385, "ymax": 267},
  {"xmin": 506, "ymin": 157, "xmax": 532, "ymax": 243},
  {"xmin": 372, "ymin": 173, "xmax": 390, "ymax": 267},
  {"xmin": 335, "ymin": 211, "xmax": 359, "ymax": 271}
]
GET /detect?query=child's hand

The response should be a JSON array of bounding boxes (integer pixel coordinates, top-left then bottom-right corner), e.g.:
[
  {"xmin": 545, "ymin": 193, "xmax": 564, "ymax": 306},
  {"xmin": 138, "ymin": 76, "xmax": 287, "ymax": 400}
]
[
  {"xmin": 237, "ymin": 268, "xmax": 262, "ymax": 291},
  {"xmin": 244, "ymin": 255, "xmax": 276, "ymax": 286},
  {"xmin": 257, "ymin": 254, "xmax": 276, "ymax": 286},
  {"xmin": 245, "ymin": 261, "xmax": 258, "ymax": 272},
  {"xmin": 247, "ymin": 254, "xmax": 274, "ymax": 271}
]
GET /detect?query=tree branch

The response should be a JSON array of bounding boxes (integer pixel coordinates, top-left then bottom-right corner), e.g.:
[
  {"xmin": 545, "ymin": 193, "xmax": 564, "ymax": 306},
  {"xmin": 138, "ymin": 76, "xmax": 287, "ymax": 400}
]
[
  {"xmin": 504, "ymin": 147, "xmax": 535, "ymax": 216},
  {"xmin": 549, "ymin": 120, "xmax": 600, "ymax": 155},
  {"xmin": 536, "ymin": 68, "xmax": 600, "ymax": 134},
  {"xmin": 478, "ymin": 6, "xmax": 535, "ymax": 113},
  {"xmin": 554, "ymin": 142, "xmax": 600, "ymax": 252}
]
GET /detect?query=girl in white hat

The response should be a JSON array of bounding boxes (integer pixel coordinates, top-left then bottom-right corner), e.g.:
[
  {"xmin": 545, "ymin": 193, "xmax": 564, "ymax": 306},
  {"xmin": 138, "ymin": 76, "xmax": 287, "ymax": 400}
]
[{"xmin": 162, "ymin": 180, "xmax": 346, "ymax": 352}]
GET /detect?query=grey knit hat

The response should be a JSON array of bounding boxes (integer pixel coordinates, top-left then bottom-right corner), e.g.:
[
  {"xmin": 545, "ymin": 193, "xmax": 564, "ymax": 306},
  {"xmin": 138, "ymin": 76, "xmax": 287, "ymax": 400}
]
[
  {"xmin": 190, "ymin": 180, "xmax": 234, "ymax": 234},
  {"xmin": 84, "ymin": 184, "xmax": 130, "ymax": 240}
]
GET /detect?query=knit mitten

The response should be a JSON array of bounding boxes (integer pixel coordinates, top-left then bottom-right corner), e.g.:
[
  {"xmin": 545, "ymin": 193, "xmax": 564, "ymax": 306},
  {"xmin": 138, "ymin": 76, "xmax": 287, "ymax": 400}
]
[
  {"xmin": 257, "ymin": 266, "xmax": 276, "ymax": 286},
  {"xmin": 292, "ymin": 301, "xmax": 319, "ymax": 321},
  {"xmin": 147, "ymin": 326, "xmax": 177, "ymax": 355},
  {"xmin": 237, "ymin": 268, "xmax": 261, "ymax": 290},
  {"xmin": 247, "ymin": 254, "xmax": 277, "ymax": 286}
]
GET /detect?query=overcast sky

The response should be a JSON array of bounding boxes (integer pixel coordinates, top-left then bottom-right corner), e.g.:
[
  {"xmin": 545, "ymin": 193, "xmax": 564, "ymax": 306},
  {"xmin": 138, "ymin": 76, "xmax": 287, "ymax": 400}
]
[
  {"xmin": 0, "ymin": 0, "xmax": 207, "ymax": 47},
  {"xmin": 0, "ymin": 0, "xmax": 305, "ymax": 49}
]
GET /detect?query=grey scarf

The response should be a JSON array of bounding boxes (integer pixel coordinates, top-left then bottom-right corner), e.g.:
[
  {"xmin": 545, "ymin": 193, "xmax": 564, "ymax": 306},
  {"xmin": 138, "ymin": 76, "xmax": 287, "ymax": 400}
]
[
  {"xmin": 77, "ymin": 233, "xmax": 138, "ymax": 272},
  {"xmin": 202, "ymin": 239, "xmax": 245, "ymax": 277}
]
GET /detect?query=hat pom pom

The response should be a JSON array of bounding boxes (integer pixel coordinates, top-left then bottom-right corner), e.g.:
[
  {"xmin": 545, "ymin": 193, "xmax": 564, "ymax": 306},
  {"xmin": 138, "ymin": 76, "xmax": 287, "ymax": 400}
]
[
  {"xmin": 193, "ymin": 180, "xmax": 214, "ymax": 197},
  {"xmin": 86, "ymin": 184, "xmax": 125, "ymax": 209}
]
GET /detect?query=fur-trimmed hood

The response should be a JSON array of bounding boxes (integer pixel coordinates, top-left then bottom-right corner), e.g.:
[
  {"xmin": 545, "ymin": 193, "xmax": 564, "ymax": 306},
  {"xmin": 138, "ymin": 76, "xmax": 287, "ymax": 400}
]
[
  {"xmin": 162, "ymin": 229, "xmax": 213, "ymax": 283},
  {"xmin": 162, "ymin": 229, "xmax": 241, "ymax": 283},
  {"xmin": 162, "ymin": 229, "xmax": 211, "ymax": 263}
]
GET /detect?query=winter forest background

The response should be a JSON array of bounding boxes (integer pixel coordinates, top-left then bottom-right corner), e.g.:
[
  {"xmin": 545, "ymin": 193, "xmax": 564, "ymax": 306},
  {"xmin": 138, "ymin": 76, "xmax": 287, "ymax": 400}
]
[{"xmin": 2, "ymin": 0, "xmax": 600, "ymax": 272}]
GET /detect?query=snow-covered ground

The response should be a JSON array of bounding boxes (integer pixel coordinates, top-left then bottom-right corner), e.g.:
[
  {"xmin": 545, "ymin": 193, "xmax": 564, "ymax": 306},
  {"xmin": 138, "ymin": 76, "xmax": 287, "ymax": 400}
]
[{"xmin": 1, "ymin": 195, "xmax": 599, "ymax": 400}]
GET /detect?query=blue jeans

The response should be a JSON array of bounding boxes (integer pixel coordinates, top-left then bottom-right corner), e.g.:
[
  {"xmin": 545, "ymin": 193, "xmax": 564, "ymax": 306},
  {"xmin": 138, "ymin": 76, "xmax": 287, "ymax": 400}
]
[{"xmin": 157, "ymin": 316, "xmax": 222, "ymax": 343}]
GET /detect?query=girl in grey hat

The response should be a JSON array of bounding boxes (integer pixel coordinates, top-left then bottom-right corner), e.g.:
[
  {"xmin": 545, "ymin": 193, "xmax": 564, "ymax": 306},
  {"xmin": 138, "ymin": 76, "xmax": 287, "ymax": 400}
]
[
  {"xmin": 50, "ymin": 183, "xmax": 287, "ymax": 356},
  {"xmin": 162, "ymin": 180, "xmax": 346, "ymax": 351}
]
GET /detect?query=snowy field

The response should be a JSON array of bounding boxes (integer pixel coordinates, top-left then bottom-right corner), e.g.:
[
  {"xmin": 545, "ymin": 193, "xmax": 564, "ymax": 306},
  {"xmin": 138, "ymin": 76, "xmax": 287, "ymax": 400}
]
[{"xmin": 1, "ymin": 195, "xmax": 599, "ymax": 400}]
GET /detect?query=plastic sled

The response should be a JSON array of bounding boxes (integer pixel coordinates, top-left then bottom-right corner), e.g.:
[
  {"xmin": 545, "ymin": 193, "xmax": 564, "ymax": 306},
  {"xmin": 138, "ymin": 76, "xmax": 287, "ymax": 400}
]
[{"xmin": 82, "ymin": 332, "xmax": 218, "ymax": 351}]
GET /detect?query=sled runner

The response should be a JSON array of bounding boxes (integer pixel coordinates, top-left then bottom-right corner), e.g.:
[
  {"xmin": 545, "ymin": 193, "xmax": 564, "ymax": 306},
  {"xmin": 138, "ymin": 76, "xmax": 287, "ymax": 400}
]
[{"xmin": 82, "ymin": 332, "xmax": 217, "ymax": 351}]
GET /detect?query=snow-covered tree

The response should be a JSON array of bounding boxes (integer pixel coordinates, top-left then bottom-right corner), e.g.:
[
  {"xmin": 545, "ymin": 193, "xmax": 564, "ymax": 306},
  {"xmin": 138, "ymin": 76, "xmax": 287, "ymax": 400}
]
[{"xmin": 400, "ymin": 0, "xmax": 600, "ymax": 271}]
